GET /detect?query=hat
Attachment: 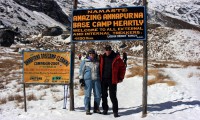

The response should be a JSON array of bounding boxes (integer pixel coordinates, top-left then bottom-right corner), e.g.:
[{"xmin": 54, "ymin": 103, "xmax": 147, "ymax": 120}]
[
  {"xmin": 104, "ymin": 45, "xmax": 112, "ymax": 50},
  {"xmin": 88, "ymin": 49, "xmax": 95, "ymax": 54}
]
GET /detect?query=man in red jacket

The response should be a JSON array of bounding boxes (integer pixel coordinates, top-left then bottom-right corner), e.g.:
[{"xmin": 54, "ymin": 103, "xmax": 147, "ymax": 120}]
[{"xmin": 99, "ymin": 45, "xmax": 126, "ymax": 118}]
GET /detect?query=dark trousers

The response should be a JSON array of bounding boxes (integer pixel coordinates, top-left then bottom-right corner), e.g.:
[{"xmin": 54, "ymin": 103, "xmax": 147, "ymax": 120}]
[{"xmin": 101, "ymin": 81, "xmax": 118, "ymax": 113}]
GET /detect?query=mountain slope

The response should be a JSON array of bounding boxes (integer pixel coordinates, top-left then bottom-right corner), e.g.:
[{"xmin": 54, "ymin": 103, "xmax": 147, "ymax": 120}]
[{"xmin": 0, "ymin": 0, "xmax": 70, "ymax": 35}]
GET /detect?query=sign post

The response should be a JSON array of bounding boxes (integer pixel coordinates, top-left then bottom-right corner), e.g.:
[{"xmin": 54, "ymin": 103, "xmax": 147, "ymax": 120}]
[
  {"xmin": 69, "ymin": 0, "xmax": 78, "ymax": 111},
  {"xmin": 142, "ymin": 0, "xmax": 148, "ymax": 117}
]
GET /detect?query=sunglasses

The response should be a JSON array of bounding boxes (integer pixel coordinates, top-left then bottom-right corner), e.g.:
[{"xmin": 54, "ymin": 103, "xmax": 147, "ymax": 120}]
[{"xmin": 89, "ymin": 52, "xmax": 95, "ymax": 54}]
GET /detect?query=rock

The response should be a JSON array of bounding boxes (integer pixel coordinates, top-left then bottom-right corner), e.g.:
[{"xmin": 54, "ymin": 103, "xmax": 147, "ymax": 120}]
[
  {"xmin": 42, "ymin": 26, "xmax": 63, "ymax": 36},
  {"xmin": 0, "ymin": 28, "xmax": 20, "ymax": 47}
]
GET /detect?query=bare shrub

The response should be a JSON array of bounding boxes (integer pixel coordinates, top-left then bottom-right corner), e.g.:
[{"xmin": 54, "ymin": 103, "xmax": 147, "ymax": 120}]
[
  {"xmin": 188, "ymin": 72, "xmax": 200, "ymax": 78},
  {"xmin": 27, "ymin": 93, "xmax": 37, "ymax": 101},
  {"xmin": 78, "ymin": 87, "xmax": 84, "ymax": 96},
  {"xmin": 148, "ymin": 69, "xmax": 176, "ymax": 86},
  {"xmin": 16, "ymin": 87, "xmax": 21, "ymax": 92},
  {"xmin": 165, "ymin": 81, "xmax": 176, "ymax": 86},
  {"xmin": 0, "ymin": 83, "xmax": 5, "ymax": 89},
  {"xmin": 0, "ymin": 97, "xmax": 7, "ymax": 104},
  {"xmin": 5, "ymin": 79, "xmax": 11, "ymax": 85},
  {"xmin": 75, "ymin": 76, "xmax": 79, "ymax": 79},
  {"xmin": 53, "ymin": 95, "xmax": 63, "ymax": 102},
  {"xmin": 180, "ymin": 61, "xmax": 200, "ymax": 67},
  {"xmin": 127, "ymin": 60, "xmax": 138, "ymax": 66},
  {"xmin": 0, "ymin": 59, "xmax": 21, "ymax": 77},
  {"xmin": 126, "ymin": 66, "xmax": 143, "ymax": 78},
  {"xmin": 50, "ymin": 88, "xmax": 60, "ymax": 92},
  {"xmin": 152, "ymin": 63, "xmax": 168, "ymax": 68},
  {"xmin": 188, "ymin": 73, "xmax": 193, "ymax": 78},
  {"xmin": 44, "ymin": 85, "xmax": 51, "ymax": 89},
  {"xmin": 36, "ymin": 85, "xmax": 44, "ymax": 90},
  {"xmin": 15, "ymin": 102, "xmax": 24, "ymax": 109},
  {"xmin": 74, "ymin": 82, "xmax": 79, "ymax": 89},
  {"xmin": 8, "ymin": 95, "xmax": 15, "ymax": 101},
  {"xmin": 14, "ymin": 94, "xmax": 23, "ymax": 103},
  {"xmin": 25, "ymin": 84, "xmax": 32, "ymax": 88},
  {"xmin": 39, "ymin": 92, "xmax": 47, "ymax": 100}
]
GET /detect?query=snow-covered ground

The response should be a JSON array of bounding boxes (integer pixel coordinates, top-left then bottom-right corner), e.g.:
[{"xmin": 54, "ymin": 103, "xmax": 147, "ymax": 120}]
[{"xmin": 0, "ymin": 46, "xmax": 200, "ymax": 120}]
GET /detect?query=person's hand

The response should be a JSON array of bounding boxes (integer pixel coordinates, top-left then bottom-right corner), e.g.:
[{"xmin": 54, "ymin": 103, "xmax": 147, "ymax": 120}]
[{"xmin": 79, "ymin": 79, "xmax": 85, "ymax": 87}]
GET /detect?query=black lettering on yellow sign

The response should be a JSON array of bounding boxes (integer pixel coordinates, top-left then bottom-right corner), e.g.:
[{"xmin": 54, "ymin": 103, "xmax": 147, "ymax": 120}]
[
  {"xmin": 40, "ymin": 53, "xmax": 56, "ymax": 59},
  {"xmin": 24, "ymin": 54, "xmax": 40, "ymax": 65},
  {"xmin": 56, "ymin": 56, "xmax": 69, "ymax": 67}
]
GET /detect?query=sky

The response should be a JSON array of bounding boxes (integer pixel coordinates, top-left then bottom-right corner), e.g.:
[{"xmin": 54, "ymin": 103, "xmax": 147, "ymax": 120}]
[{"xmin": 0, "ymin": 0, "xmax": 200, "ymax": 120}]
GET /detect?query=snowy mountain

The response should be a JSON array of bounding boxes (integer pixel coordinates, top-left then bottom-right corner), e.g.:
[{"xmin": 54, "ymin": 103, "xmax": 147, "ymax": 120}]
[
  {"xmin": 0, "ymin": 0, "xmax": 199, "ymax": 35},
  {"xmin": 0, "ymin": 0, "xmax": 72, "ymax": 35}
]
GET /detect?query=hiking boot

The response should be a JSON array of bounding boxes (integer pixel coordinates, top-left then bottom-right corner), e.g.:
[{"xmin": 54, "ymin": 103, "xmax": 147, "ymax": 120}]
[
  {"xmin": 102, "ymin": 110, "xmax": 107, "ymax": 115},
  {"xmin": 93, "ymin": 109, "xmax": 101, "ymax": 114},
  {"xmin": 114, "ymin": 113, "xmax": 120, "ymax": 117},
  {"xmin": 86, "ymin": 110, "xmax": 92, "ymax": 115}
]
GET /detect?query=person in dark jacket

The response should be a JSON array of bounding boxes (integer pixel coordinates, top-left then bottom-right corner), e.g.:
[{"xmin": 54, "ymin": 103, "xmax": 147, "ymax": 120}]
[
  {"xmin": 122, "ymin": 52, "xmax": 127, "ymax": 67},
  {"xmin": 99, "ymin": 45, "xmax": 126, "ymax": 118}
]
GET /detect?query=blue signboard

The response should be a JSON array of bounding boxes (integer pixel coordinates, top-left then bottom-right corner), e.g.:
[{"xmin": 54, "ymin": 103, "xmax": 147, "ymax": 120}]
[{"xmin": 72, "ymin": 6, "xmax": 146, "ymax": 42}]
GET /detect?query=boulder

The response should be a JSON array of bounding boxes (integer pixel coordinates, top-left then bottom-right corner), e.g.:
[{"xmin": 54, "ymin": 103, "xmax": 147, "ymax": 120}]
[
  {"xmin": 42, "ymin": 26, "xmax": 63, "ymax": 36},
  {"xmin": 0, "ymin": 28, "xmax": 20, "ymax": 47}
]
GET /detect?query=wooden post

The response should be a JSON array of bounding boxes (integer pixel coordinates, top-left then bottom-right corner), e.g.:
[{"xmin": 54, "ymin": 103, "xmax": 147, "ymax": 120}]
[
  {"xmin": 69, "ymin": 0, "xmax": 78, "ymax": 111},
  {"xmin": 142, "ymin": 0, "xmax": 148, "ymax": 117}
]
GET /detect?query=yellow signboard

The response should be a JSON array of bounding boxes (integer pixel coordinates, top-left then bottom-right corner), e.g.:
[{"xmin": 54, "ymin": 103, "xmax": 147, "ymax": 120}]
[{"xmin": 23, "ymin": 51, "xmax": 70, "ymax": 84}]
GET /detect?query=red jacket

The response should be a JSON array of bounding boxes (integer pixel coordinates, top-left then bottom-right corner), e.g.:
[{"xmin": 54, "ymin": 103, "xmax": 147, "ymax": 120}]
[{"xmin": 99, "ymin": 54, "xmax": 126, "ymax": 84}]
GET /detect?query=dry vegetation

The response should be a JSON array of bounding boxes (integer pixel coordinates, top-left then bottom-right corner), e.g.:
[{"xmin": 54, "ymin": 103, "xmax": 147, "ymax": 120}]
[
  {"xmin": 8, "ymin": 95, "xmax": 15, "ymax": 101},
  {"xmin": 14, "ymin": 94, "xmax": 23, "ymax": 103},
  {"xmin": 126, "ymin": 63, "xmax": 176, "ymax": 86},
  {"xmin": 0, "ymin": 97, "xmax": 7, "ymax": 104},
  {"xmin": 78, "ymin": 87, "xmax": 84, "ymax": 96},
  {"xmin": 148, "ymin": 69, "xmax": 176, "ymax": 86},
  {"xmin": 149, "ymin": 60, "xmax": 200, "ymax": 68},
  {"xmin": 188, "ymin": 72, "xmax": 200, "ymax": 78},
  {"xmin": 27, "ymin": 93, "xmax": 37, "ymax": 101}
]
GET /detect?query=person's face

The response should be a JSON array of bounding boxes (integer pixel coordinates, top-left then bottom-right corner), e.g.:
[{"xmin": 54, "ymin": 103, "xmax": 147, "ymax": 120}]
[
  {"xmin": 89, "ymin": 53, "xmax": 95, "ymax": 59},
  {"xmin": 105, "ymin": 49, "xmax": 112, "ymax": 56}
]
